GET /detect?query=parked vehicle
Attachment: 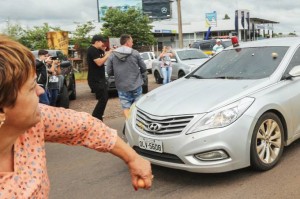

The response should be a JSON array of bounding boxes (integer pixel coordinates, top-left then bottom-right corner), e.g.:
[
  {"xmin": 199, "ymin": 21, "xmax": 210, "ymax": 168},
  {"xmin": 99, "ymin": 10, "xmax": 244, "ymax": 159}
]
[
  {"xmin": 31, "ymin": 50, "xmax": 76, "ymax": 108},
  {"xmin": 105, "ymin": 68, "xmax": 148, "ymax": 94},
  {"xmin": 140, "ymin": 52, "xmax": 156, "ymax": 74},
  {"xmin": 152, "ymin": 48, "xmax": 209, "ymax": 84},
  {"xmin": 125, "ymin": 37, "xmax": 300, "ymax": 173},
  {"xmin": 191, "ymin": 39, "xmax": 232, "ymax": 55}
]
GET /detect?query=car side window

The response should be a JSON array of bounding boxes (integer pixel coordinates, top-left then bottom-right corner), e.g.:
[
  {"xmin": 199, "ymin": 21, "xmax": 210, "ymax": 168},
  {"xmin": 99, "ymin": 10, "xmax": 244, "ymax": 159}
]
[
  {"xmin": 200, "ymin": 42, "xmax": 211, "ymax": 51},
  {"xmin": 150, "ymin": 53, "xmax": 154, "ymax": 59},
  {"xmin": 141, "ymin": 53, "xmax": 150, "ymax": 60},
  {"xmin": 284, "ymin": 47, "xmax": 300, "ymax": 76}
]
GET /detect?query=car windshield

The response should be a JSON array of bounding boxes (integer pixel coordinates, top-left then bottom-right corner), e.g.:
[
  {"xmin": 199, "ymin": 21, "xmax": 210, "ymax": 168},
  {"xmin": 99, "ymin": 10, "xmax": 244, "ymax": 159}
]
[
  {"xmin": 141, "ymin": 53, "xmax": 150, "ymax": 60},
  {"xmin": 177, "ymin": 49, "xmax": 208, "ymax": 60},
  {"xmin": 222, "ymin": 40, "xmax": 232, "ymax": 48},
  {"xmin": 189, "ymin": 46, "xmax": 288, "ymax": 79}
]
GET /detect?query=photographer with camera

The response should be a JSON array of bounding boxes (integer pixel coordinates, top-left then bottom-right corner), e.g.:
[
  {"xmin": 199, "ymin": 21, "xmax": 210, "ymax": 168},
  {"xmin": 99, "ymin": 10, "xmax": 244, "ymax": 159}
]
[
  {"xmin": 45, "ymin": 57, "xmax": 61, "ymax": 106},
  {"xmin": 36, "ymin": 50, "xmax": 51, "ymax": 105}
]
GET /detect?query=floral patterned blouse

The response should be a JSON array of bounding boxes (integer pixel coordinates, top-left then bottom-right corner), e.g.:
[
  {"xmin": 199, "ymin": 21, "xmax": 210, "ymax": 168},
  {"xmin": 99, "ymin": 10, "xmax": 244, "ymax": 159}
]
[{"xmin": 0, "ymin": 104, "xmax": 117, "ymax": 198}]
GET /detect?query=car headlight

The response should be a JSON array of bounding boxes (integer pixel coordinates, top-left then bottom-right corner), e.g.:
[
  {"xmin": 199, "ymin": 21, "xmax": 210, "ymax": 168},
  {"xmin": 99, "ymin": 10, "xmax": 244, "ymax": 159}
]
[
  {"xmin": 188, "ymin": 65, "xmax": 197, "ymax": 72},
  {"xmin": 127, "ymin": 102, "xmax": 137, "ymax": 122},
  {"xmin": 188, "ymin": 97, "xmax": 255, "ymax": 134}
]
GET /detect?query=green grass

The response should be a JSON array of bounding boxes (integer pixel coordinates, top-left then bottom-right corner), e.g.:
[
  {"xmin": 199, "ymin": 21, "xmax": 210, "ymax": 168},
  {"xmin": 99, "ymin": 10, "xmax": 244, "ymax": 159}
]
[{"xmin": 74, "ymin": 71, "xmax": 88, "ymax": 80}]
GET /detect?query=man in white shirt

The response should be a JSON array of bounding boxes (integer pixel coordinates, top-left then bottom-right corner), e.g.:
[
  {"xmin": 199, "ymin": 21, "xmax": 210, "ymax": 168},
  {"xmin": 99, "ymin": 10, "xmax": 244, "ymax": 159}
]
[{"xmin": 212, "ymin": 39, "xmax": 224, "ymax": 55}]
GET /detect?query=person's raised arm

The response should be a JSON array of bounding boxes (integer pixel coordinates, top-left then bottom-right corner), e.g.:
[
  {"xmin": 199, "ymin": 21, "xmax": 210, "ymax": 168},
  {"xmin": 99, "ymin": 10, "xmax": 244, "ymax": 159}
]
[
  {"xmin": 94, "ymin": 50, "xmax": 112, "ymax": 66},
  {"xmin": 110, "ymin": 136, "xmax": 153, "ymax": 190}
]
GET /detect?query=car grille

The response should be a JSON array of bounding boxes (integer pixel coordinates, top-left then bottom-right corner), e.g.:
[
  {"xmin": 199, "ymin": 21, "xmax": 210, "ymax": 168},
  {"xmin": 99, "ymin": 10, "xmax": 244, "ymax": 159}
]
[
  {"xmin": 133, "ymin": 146, "xmax": 184, "ymax": 164},
  {"xmin": 136, "ymin": 109, "xmax": 194, "ymax": 135}
]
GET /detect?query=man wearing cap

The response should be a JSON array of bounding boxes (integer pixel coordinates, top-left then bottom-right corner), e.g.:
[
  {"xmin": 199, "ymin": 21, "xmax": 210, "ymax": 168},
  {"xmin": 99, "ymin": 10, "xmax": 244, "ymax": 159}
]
[
  {"xmin": 87, "ymin": 34, "xmax": 112, "ymax": 121},
  {"xmin": 212, "ymin": 39, "xmax": 224, "ymax": 55},
  {"xmin": 106, "ymin": 34, "xmax": 146, "ymax": 119}
]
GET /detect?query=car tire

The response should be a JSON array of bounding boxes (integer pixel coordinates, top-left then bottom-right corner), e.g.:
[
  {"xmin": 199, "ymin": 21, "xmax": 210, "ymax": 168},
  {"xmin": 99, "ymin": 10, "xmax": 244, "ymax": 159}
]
[
  {"xmin": 154, "ymin": 70, "xmax": 163, "ymax": 84},
  {"xmin": 250, "ymin": 112, "xmax": 284, "ymax": 171},
  {"xmin": 57, "ymin": 85, "xmax": 70, "ymax": 108},
  {"xmin": 178, "ymin": 71, "xmax": 186, "ymax": 78},
  {"xmin": 69, "ymin": 75, "xmax": 76, "ymax": 100}
]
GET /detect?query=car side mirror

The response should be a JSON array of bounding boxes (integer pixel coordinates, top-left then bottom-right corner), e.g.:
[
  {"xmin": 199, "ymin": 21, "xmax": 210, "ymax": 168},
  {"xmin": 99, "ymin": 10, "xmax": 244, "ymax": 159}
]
[
  {"xmin": 289, "ymin": 65, "xmax": 300, "ymax": 77},
  {"xmin": 171, "ymin": 58, "xmax": 176, "ymax": 62}
]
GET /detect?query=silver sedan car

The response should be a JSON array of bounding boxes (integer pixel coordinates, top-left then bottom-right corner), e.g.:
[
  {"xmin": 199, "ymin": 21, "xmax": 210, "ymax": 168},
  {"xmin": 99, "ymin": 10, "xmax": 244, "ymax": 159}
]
[
  {"xmin": 152, "ymin": 48, "xmax": 209, "ymax": 84},
  {"xmin": 125, "ymin": 37, "xmax": 300, "ymax": 173}
]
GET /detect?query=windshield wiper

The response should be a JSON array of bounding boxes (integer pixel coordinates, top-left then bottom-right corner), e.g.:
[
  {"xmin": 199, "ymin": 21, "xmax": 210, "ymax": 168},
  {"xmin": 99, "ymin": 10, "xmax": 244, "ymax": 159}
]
[
  {"xmin": 188, "ymin": 74, "xmax": 203, "ymax": 79},
  {"xmin": 214, "ymin": 76, "xmax": 244, "ymax": 79},
  {"xmin": 181, "ymin": 57, "xmax": 198, "ymax": 60}
]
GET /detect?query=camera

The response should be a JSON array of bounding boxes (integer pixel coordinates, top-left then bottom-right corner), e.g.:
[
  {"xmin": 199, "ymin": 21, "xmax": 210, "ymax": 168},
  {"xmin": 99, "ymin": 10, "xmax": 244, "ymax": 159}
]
[{"xmin": 51, "ymin": 56, "xmax": 58, "ymax": 60}]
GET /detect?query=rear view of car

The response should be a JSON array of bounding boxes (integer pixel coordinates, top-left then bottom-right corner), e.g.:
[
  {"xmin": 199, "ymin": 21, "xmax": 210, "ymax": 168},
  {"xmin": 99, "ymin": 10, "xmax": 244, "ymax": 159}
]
[
  {"xmin": 140, "ymin": 52, "xmax": 156, "ymax": 74},
  {"xmin": 191, "ymin": 39, "xmax": 232, "ymax": 55}
]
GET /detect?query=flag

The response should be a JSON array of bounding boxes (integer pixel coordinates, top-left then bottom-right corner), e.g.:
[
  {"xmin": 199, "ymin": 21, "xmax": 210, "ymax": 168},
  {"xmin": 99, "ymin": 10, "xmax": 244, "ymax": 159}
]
[
  {"xmin": 246, "ymin": 12, "xmax": 250, "ymax": 31},
  {"xmin": 235, "ymin": 10, "xmax": 239, "ymax": 34},
  {"xmin": 205, "ymin": 27, "xmax": 211, "ymax": 40},
  {"xmin": 241, "ymin": 11, "xmax": 245, "ymax": 29}
]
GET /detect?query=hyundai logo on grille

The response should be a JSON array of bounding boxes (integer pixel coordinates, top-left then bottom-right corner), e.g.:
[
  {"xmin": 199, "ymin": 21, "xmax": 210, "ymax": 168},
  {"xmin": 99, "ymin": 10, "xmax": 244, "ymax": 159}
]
[
  {"xmin": 161, "ymin": 7, "xmax": 168, "ymax": 14},
  {"xmin": 148, "ymin": 123, "xmax": 162, "ymax": 132}
]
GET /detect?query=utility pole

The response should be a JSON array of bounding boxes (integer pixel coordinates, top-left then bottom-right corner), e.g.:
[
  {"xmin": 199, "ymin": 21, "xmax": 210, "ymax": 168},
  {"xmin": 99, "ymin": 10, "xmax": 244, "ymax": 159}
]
[{"xmin": 177, "ymin": 0, "xmax": 183, "ymax": 48}]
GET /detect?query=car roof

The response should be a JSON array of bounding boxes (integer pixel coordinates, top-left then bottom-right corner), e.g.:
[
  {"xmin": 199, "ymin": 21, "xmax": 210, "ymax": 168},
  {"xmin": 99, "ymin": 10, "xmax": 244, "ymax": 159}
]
[
  {"xmin": 172, "ymin": 48, "xmax": 204, "ymax": 52},
  {"xmin": 233, "ymin": 37, "xmax": 300, "ymax": 48}
]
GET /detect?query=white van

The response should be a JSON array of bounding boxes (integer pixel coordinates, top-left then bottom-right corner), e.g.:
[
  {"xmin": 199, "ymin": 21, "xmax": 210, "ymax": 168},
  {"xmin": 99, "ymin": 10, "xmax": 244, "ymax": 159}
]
[{"xmin": 140, "ymin": 52, "xmax": 156, "ymax": 73}]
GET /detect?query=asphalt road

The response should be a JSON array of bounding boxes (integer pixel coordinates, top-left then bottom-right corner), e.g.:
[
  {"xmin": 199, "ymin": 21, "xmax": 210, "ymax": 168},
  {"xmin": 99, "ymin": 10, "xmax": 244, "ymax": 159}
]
[{"xmin": 46, "ymin": 75, "xmax": 300, "ymax": 199}]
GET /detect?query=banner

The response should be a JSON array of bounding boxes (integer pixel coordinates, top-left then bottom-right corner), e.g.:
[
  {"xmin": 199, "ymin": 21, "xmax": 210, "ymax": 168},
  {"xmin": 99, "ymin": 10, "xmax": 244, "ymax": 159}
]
[
  {"xmin": 142, "ymin": 0, "xmax": 171, "ymax": 19},
  {"xmin": 46, "ymin": 31, "xmax": 69, "ymax": 56},
  {"xmin": 205, "ymin": 11, "xmax": 217, "ymax": 27},
  {"xmin": 97, "ymin": 0, "xmax": 142, "ymax": 22}
]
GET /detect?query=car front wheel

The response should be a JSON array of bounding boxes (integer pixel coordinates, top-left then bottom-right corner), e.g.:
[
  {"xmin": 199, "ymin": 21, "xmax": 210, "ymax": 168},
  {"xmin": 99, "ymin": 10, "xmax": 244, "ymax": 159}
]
[
  {"xmin": 69, "ymin": 75, "xmax": 76, "ymax": 100},
  {"xmin": 154, "ymin": 71, "xmax": 163, "ymax": 84},
  {"xmin": 178, "ymin": 71, "xmax": 185, "ymax": 78},
  {"xmin": 250, "ymin": 112, "xmax": 284, "ymax": 171},
  {"xmin": 57, "ymin": 85, "xmax": 70, "ymax": 108}
]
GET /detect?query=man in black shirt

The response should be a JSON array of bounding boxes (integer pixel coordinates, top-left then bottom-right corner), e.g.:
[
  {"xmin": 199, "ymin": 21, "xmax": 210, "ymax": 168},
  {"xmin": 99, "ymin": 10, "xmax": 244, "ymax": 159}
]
[
  {"xmin": 87, "ymin": 35, "xmax": 112, "ymax": 121},
  {"xmin": 36, "ymin": 49, "xmax": 51, "ymax": 105}
]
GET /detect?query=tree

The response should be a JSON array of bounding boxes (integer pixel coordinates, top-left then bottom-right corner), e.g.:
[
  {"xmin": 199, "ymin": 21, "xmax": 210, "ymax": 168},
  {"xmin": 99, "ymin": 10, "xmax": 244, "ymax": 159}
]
[
  {"xmin": 2, "ymin": 20, "xmax": 25, "ymax": 41},
  {"xmin": 71, "ymin": 21, "xmax": 96, "ymax": 69},
  {"xmin": 72, "ymin": 21, "xmax": 95, "ymax": 50},
  {"xmin": 19, "ymin": 23, "xmax": 61, "ymax": 50},
  {"xmin": 101, "ymin": 8, "xmax": 155, "ymax": 48},
  {"xmin": 223, "ymin": 14, "xmax": 230, "ymax": 20},
  {"xmin": 289, "ymin": 32, "xmax": 297, "ymax": 36}
]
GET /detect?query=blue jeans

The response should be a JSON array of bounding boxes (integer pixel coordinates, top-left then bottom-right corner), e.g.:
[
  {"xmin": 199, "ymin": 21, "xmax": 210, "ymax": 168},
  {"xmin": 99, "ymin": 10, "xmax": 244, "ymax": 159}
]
[
  {"xmin": 161, "ymin": 66, "xmax": 172, "ymax": 84},
  {"xmin": 39, "ymin": 89, "xmax": 50, "ymax": 105},
  {"xmin": 49, "ymin": 89, "xmax": 59, "ymax": 106},
  {"xmin": 118, "ymin": 86, "xmax": 142, "ymax": 109}
]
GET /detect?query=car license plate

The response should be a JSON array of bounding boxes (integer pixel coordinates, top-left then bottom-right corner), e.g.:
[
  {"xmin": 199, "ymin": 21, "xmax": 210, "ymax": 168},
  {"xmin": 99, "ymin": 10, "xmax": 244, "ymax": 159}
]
[{"xmin": 138, "ymin": 136, "xmax": 163, "ymax": 153}]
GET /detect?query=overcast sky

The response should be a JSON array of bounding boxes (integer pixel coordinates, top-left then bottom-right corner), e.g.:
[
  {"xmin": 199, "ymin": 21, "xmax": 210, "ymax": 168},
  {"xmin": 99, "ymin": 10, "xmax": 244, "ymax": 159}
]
[{"xmin": 1, "ymin": 0, "xmax": 300, "ymax": 34}]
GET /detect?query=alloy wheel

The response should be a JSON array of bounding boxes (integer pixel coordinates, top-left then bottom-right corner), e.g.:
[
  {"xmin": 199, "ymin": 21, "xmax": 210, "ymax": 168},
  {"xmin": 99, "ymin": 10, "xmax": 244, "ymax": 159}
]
[{"xmin": 256, "ymin": 119, "xmax": 282, "ymax": 164}]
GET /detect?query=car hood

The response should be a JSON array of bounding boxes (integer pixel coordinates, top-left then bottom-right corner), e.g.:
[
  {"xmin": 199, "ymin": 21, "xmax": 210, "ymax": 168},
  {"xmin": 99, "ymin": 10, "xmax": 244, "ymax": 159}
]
[{"xmin": 136, "ymin": 78, "xmax": 268, "ymax": 116}]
